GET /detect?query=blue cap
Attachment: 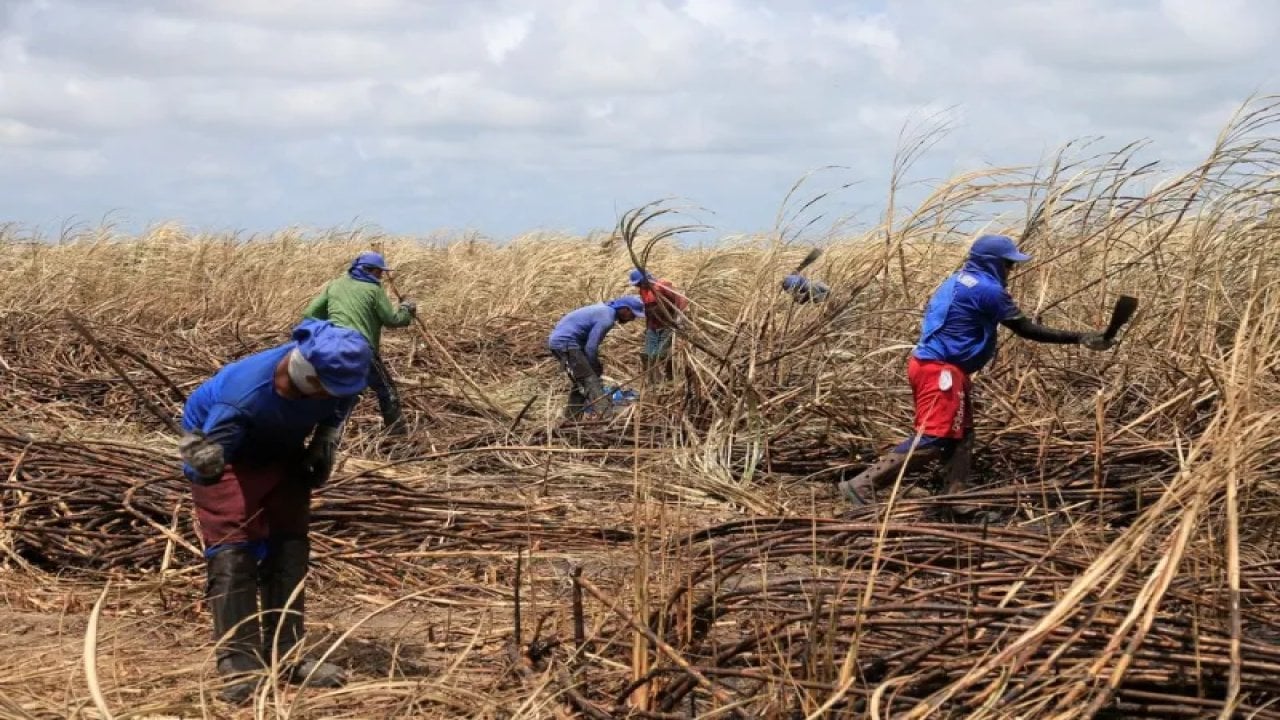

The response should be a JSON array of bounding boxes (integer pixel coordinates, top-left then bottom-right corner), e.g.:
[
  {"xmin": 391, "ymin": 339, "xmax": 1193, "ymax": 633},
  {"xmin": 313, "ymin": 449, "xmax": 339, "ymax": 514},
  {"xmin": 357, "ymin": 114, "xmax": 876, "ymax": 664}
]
[
  {"xmin": 606, "ymin": 296, "xmax": 645, "ymax": 317},
  {"xmin": 628, "ymin": 268, "xmax": 654, "ymax": 286},
  {"xmin": 352, "ymin": 251, "xmax": 391, "ymax": 271},
  {"xmin": 970, "ymin": 235, "xmax": 1031, "ymax": 263},
  {"xmin": 290, "ymin": 319, "xmax": 372, "ymax": 396},
  {"xmin": 781, "ymin": 273, "xmax": 806, "ymax": 292}
]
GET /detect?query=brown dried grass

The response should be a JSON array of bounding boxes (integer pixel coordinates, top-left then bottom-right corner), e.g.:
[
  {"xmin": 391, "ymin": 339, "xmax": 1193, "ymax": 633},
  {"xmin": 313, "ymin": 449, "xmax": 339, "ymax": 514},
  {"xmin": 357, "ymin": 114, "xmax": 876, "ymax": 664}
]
[{"xmin": 1, "ymin": 97, "xmax": 1279, "ymax": 718}]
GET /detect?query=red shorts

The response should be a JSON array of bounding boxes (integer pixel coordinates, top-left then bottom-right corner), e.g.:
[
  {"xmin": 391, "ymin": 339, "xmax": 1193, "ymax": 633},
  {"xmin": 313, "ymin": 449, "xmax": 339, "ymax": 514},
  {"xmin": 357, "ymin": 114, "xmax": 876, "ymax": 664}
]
[
  {"xmin": 191, "ymin": 461, "xmax": 310, "ymax": 550},
  {"xmin": 907, "ymin": 356, "xmax": 972, "ymax": 440}
]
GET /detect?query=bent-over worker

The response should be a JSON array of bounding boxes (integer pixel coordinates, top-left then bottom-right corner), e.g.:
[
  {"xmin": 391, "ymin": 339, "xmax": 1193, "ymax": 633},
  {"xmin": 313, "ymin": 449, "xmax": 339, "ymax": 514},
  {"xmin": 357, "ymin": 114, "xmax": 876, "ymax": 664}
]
[
  {"xmin": 178, "ymin": 319, "xmax": 371, "ymax": 703},
  {"xmin": 547, "ymin": 296, "xmax": 644, "ymax": 418},
  {"xmin": 838, "ymin": 235, "xmax": 1115, "ymax": 507},
  {"xmin": 782, "ymin": 273, "xmax": 830, "ymax": 304}
]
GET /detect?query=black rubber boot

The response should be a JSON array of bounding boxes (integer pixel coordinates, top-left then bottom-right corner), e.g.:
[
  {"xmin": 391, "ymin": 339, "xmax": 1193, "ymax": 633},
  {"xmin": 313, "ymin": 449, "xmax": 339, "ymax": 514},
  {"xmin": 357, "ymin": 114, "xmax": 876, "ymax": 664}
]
[
  {"xmin": 260, "ymin": 537, "xmax": 346, "ymax": 688},
  {"xmin": 378, "ymin": 393, "xmax": 406, "ymax": 435},
  {"xmin": 580, "ymin": 373, "xmax": 609, "ymax": 417},
  {"xmin": 383, "ymin": 414, "xmax": 408, "ymax": 437},
  {"xmin": 564, "ymin": 387, "xmax": 587, "ymax": 419},
  {"xmin": 207, "ymin": 547, "xmax": 264, "ymax": 704},
  {"xmin": 369, "ymin": 355, "xmax": 405, "ymax": 434}
]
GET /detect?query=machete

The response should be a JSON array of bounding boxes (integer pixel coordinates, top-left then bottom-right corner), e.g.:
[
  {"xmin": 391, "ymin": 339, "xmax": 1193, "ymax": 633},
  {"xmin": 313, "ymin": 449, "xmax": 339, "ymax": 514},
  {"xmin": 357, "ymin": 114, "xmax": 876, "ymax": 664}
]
[
  {"xmin": 1103, "ymin": 295, "xmax": 1139, "ymax": 342},
  {"xmin": 793, "ymin": 247, "xmax": 823, "ymax": 274}
]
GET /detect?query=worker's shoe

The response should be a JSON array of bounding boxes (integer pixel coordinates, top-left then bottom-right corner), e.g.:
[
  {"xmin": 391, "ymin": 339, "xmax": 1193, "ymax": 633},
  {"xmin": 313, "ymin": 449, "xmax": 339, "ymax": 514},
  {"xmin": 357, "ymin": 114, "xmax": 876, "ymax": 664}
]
[
  {"xmin": 379, "ymin": 395, "xmax": 407, "ymax": 436},
  {"xmin": 285, "ymin": 658, "xmax": 347, "ymax": 688},
  {"xmin": 207, "ymin": 547, "xmax": 264, "ymax": 704},
  {"xmin": 838, "ymin": 447, "xmax": 942, "ymax": 506},
  {"xmin": 260, "ymin": 536, "xmax": 348, "ymax": 689},
  {"xmin": 215, "ymin": 668, "xmax": 260, "ymax": 704},
  {"xmin": 837, "ymin": 452, "xmax": 905, "ymax": 505},
  {"xmin": 383, "ymin": 416, "xmax": 408, "ymax": 437},
  {"xmin": 838, "ymin": 479, "xmax": 870, "ymax": 506}
]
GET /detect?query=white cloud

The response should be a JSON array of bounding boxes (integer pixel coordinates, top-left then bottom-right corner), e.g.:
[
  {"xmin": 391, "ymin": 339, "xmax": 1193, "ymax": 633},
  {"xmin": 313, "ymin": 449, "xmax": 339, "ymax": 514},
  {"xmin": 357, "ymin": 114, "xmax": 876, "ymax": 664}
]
[
  {"xmin": 0, "ymin": 0, "xmax": 1275, "ymax": 235},
  {"xmin": 0, "ymin": 117, "xmax": 63, "ymax": 145},
  {"xmin": 483, "ymin": 11, "xmax": 534, "ymax": 65},
  {"xmin": 1160, "ymin": 0, "xmax": 1280, "ymax": 55}
]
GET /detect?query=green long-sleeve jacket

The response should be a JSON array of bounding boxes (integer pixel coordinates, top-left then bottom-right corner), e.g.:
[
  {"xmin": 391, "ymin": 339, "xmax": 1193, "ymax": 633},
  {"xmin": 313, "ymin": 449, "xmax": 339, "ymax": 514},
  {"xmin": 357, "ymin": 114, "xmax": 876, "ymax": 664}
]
[{"xmin": 303, "ymin": 275, "xmax": 412, "ymax": 352}]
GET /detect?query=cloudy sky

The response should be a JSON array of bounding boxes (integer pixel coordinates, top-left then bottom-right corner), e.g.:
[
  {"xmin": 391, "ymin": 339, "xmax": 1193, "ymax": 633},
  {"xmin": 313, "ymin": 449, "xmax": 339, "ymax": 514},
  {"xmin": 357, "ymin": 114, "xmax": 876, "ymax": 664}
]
[{"xmin": 0, "ymin": 0, "xmax": 1276, "ymax": 238}]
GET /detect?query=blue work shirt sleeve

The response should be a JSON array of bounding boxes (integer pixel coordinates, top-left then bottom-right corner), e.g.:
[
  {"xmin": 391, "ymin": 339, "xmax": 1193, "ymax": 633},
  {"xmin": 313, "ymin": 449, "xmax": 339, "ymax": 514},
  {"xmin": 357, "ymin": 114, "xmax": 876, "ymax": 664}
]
[
  {"xmin": 182, "ymin": 401, "xmax": 247, "ymax": 482},
  {"xmin": 584, "ymin": 316, "xmax": 613, "ymax": 368}
]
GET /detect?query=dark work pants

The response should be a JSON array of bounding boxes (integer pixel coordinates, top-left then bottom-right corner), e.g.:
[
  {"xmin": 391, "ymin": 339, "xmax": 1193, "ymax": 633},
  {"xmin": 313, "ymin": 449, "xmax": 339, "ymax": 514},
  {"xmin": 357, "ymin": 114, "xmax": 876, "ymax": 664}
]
[
  {"xmin": 193, "ymin": 460, "xmax": 313, "ymax": 671},
  {"xmin": 367, "ymin": 353, "xmax": 402, "ymax": 426},
  {"xmin": 551, "ymin": 347, "xmax": 607, "ymax": 418}
]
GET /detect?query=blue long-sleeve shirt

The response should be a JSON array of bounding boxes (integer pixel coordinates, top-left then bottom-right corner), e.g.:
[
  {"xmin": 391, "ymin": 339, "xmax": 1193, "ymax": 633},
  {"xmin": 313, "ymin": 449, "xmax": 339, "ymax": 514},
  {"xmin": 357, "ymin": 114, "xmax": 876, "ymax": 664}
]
[
  {"xmin": 180, "ymin": 344, "xmax": 353, "ymax": 481},
  {"xmin": 547, "ymin": 303, "xmax": 617, "ymax": 367}
]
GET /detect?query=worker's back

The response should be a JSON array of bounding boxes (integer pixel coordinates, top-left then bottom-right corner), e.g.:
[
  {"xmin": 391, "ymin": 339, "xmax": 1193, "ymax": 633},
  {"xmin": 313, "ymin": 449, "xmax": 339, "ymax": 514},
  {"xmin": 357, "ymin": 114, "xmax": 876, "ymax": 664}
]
[
  {"xmin": 548, "ymin": 303, "xmax": 612, "ymax": 351},
  {"xmin": 305, "ymin": 275, "xmax": 410, "ymax": 352}
]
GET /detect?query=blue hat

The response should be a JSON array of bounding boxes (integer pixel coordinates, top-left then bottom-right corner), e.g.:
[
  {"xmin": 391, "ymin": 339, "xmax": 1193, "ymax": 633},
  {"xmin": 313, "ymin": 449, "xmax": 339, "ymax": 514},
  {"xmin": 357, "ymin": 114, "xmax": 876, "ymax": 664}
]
[
  {"xmin": 606, "ymin": 296, "xmax": 645, "ymax": 317},
  {"xmin": 970, "ymin": 235, "xmax": 1031, "ymax": 263},
  {"xmin": 289, "ymin": 319, "xmax": 372, "ymax": 396},
  {"xmin": 781, "ymin": 273, "xmax": 806, "ymax": 291},
  {"xmin": 351, "ymin": 251, "xmax": 391, "ymax": 271},
  {"xmin": 628, "ymin": 268, "xmax": 654, "ymax": 286}
]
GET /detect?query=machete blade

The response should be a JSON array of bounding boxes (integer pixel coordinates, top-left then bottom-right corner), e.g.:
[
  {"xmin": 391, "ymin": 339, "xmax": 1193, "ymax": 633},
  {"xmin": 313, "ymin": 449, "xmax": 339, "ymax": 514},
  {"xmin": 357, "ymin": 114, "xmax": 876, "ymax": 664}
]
[
  {"xmin": 1103, "ymin": 295, "xmax": 1139, "ymax": 341},
  {"xmin": 794, "ymin": 247, "xmax": 823, "ymax": 273}
]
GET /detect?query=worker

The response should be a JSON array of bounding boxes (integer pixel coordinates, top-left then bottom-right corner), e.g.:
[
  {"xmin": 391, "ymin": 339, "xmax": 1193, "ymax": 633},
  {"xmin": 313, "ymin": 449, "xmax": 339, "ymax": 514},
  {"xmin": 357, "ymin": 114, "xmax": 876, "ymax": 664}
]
[
  {"xmin": 629, "ymin": 268, "xmax": 688, "ymax": 383},
  {"xmin": 547, "ymin": 296, "xmax": 645, "ymax": 418},
  {"xmin": 178, "ymin": 319, "xmax": 371, "ymax": 703},
  {"xmin": 781, "ymin": 273, "xmax": 830, "ymax": 304},
  {"xmin": 303, "ymin": 251, "xmax": 416, "ymax": 435},
  {"xmin": 838, "ymin": 235, "xmax": 1115, "ymax": 508}
]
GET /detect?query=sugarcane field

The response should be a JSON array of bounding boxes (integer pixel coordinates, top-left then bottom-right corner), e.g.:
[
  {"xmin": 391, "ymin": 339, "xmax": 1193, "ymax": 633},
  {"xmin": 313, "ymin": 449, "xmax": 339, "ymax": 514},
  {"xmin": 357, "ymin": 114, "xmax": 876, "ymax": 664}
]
[{"xmin": 1, "ymin": 90, "xmax": 1279, "ymax": 719}]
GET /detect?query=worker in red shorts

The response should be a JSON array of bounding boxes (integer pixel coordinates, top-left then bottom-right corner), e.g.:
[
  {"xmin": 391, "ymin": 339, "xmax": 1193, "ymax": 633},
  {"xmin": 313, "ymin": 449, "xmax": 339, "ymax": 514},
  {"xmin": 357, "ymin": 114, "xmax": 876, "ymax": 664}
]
[{"xmin": 839, "ymin": 235, "xmax": 1115, "ymax": 506}]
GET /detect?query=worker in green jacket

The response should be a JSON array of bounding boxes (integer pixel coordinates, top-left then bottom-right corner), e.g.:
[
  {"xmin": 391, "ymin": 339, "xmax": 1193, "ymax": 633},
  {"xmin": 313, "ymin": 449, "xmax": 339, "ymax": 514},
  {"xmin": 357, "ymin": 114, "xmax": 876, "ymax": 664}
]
[{"xmin": 303, "ymin": 251, "xmax": 416, "ymax": 434}]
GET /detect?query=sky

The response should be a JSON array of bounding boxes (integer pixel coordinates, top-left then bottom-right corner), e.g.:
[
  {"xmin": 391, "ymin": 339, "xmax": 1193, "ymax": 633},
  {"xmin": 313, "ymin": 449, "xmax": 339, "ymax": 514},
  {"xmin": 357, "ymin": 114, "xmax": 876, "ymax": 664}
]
[{"xmin": 0, "ymin": 0, "xmax": 1276, "ymax": 239}]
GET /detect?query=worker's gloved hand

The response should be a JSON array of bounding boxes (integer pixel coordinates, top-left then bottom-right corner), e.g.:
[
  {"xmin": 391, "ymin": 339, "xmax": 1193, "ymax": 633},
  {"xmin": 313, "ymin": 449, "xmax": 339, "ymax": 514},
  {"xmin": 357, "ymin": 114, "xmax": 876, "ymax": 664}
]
[
  {"xmin": 1080, "ymin": 333, "xmax": 1115, "ymax": 352},
  {"xmin": 179, "ymin": 432, "xmax": 225, "ymax": 483},
  {"xmin": 400, "ymin": 299, "xmax": 417, "ymax": 317},
  {"xmin": 302, "ymin": 426, "xmax": 341, "ymax": 489}
]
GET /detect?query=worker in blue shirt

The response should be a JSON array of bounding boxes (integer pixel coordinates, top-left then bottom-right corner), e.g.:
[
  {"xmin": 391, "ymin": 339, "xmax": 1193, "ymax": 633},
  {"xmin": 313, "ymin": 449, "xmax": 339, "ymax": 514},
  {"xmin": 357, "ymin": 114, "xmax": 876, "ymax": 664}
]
[
  {"xmin": 781, "ymin": 273, "xmax": 829, "ymax": 304},
  {"xmin": 839, "ymin": 235, "xmax": 1115, "ymax": 508},
  {"xmin": 178, "ymin": 319, "xmax": 371, "ymax": 703},
  {"xmin": 547, "ymin": 296, "xmax": 644, "ymax": 418}
]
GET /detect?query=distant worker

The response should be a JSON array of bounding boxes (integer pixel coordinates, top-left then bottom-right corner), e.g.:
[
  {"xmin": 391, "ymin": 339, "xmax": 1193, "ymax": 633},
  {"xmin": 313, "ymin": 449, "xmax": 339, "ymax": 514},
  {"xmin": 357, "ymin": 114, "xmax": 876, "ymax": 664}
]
[
  {"xmin": 304, "ymin": 251, "xmax": 416, "ymax": 435},
  {"xmin": 629, "ymin": 268, "xmax": 688, "ymax": 383},
  {"xmin": 547, "ymin": 296, "xmax": 645, "ymax": 418},
  {"xmin": 838, "ymin": 235, "xmax": 1115, "ymax": 508},
  {"xmin": 782, "ymin": 273, "xmax": 830, "ymax": 304},
  {"xmin": 178, "ymin": 319, "xmax": 370, "ymax": 703}
]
